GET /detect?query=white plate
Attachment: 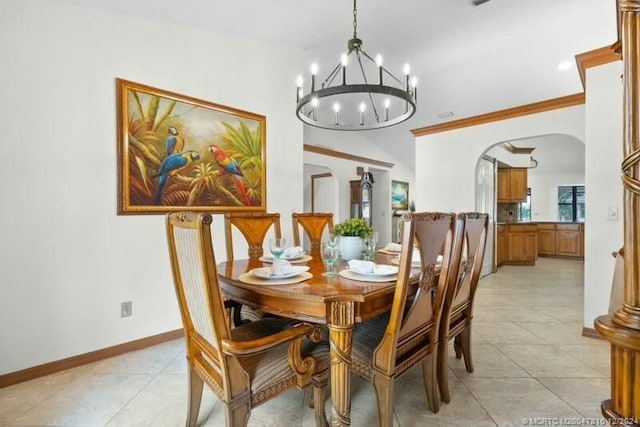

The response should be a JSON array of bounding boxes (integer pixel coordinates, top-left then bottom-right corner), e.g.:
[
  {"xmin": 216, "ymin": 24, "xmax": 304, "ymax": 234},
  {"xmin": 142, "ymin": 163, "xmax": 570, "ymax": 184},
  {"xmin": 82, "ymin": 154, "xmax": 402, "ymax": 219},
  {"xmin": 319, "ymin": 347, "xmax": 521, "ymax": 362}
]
[
  {"xmin": 390, "ymin": 257, "xmax": 421, "ymax": 266},
  {"xmin": 350, "ymin": 264, "xmax": 399, "ymax": 277},
  {"xmin": 250, "ymin": 266, "xmax": 309, "ymax": 279},
  {"xmin": 261, "ymin": 252, "xmax": 305, "ymax": 261}
]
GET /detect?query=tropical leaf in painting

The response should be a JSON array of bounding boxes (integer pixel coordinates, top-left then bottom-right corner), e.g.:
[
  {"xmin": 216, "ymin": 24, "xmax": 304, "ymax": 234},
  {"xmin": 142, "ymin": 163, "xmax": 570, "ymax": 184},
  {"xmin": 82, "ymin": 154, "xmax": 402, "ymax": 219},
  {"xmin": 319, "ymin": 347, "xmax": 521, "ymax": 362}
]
[
  {"xmin": 188, "ymin": 162, "xmax": 220, "ymax": 205},
  {"xmin": 219, "ymin": 121, "xmax": 262, "ymax": 172},
  {"xmin": 134, "ymin": 155, "xmax": 151, "ymax": 194},
  {"xmin": 242, "ymin": 167, "xmax": 262, "ymax": 205}
]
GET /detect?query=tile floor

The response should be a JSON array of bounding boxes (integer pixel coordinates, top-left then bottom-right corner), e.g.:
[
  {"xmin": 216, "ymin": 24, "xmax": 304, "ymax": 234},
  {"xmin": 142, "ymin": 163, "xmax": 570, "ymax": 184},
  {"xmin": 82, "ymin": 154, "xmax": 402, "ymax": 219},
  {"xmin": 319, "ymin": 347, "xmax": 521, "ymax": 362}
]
[{"xmin": 0, "ymin": 258, "xmax": 612, "ymax": 427}]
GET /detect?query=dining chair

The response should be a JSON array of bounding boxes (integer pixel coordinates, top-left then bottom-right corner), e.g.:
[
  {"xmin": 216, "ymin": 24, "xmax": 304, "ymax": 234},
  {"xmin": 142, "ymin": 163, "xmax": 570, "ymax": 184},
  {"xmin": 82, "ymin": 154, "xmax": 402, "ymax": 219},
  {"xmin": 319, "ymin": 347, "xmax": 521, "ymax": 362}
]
[
  {"xmin": 166, "ymin": 212, "xmax": 329, "ymax": 427},
  {"xmin": 436, "ymin": 212, "xmax": 488, "ymax": 404},
  {"xmin": 223, "ymin": 212, "xmax": 283, "ymax": 323},
  {"xmin": 350, "ymin": 212, "xmax": 462, "ymax": 425},
  {"xmin": 291, "ymin": 212, "xmax": 334, "ymax": 253},
  {"xmin": 224, "ymin": 212, "xmax": 282, "ymax": 261}
]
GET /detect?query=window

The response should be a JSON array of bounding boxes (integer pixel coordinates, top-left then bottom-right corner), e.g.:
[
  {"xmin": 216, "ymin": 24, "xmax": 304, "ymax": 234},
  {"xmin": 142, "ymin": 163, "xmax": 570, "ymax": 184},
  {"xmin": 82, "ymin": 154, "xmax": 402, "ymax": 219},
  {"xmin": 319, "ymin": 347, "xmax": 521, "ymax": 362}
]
[
  {"xmin": 558, "ymin": 185, "xmax": 585, "ymax": 222},
  {"xmin": 518, "ymin": 188, "xmax": 532, "ymax": 222}
]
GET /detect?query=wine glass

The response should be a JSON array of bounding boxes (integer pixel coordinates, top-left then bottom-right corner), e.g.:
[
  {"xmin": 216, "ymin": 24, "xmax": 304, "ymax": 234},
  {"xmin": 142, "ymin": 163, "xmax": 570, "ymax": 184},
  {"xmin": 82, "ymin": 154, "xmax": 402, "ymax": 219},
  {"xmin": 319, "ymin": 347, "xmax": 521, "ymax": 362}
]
[
  {"xmin": 269, "ymin": 237, "xmax": 286, "ymax": 260},
  {"xmin": 321, "ymin": 238, "xmax": 340, "ymax": 277},
  {"xmin": 362, "ymin": 231, "xmax": 378, "ymax": 261}
]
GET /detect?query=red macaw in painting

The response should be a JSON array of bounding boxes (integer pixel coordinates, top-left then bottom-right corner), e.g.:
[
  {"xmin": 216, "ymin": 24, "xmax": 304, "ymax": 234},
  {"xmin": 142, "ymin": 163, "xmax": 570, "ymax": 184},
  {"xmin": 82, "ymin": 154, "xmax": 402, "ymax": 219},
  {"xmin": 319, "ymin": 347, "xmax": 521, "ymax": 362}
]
[{"xmin": 208, "ymin": 144, "xmax": 251, "ymax": 205}]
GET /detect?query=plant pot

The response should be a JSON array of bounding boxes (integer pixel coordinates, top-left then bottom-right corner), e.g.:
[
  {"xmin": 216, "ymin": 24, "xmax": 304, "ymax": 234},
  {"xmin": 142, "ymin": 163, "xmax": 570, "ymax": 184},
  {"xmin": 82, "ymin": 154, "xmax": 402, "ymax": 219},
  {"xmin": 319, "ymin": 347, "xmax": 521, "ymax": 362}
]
[{"xmin": 339, "ymin": 236, "xmax": 363, "ymax": 261}]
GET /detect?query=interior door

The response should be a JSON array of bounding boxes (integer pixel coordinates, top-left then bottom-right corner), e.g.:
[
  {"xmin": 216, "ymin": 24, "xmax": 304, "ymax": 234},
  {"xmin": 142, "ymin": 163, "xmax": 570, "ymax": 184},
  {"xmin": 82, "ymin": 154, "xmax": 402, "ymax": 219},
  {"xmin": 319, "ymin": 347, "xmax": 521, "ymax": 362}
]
[{"xmin": 477, "ymin": 157, "xmax": 496, "ymax": 276}]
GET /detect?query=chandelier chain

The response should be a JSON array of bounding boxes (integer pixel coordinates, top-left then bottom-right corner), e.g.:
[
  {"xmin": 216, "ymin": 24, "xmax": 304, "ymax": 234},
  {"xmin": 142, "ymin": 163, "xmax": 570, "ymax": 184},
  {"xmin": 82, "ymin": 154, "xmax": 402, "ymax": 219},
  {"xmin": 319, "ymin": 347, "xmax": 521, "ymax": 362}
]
[{"xmin": 353, "ymin": 0, "xmax": 358, "ymax": 39}]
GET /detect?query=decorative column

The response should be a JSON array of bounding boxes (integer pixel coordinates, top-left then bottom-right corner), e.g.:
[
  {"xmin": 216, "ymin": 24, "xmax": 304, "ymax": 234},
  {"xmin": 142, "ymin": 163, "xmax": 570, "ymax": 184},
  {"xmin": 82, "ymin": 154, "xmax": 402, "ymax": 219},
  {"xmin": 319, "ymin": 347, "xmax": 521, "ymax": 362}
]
[
  {"xmin": 327, "ymin": 300, "xmax": 355, "ymax": 427},
  {"xmin": 595, "ymin": 1, "xmax": 640, "ymax": 425}
]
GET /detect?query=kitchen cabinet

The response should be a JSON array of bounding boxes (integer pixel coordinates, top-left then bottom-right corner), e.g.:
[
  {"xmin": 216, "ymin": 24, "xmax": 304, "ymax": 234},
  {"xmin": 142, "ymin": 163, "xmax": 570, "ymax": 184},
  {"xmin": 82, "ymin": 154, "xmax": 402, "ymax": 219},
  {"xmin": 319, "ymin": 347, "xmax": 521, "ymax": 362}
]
[
  {"xmin": 506, "ymin": 224, "xmax": 537, "ymax": 265},
  {"xmin": 556, "ymin": 224, "xmax": 581, "ymax": 257},
  {"xmin": 535, "ymin": 223, "xmax": 584, "ymax": 259},
  {"xmin": 497, "ymin": 224, "xmax": 507, "ymax": 266},
  {"xmin": 497, "ymin": 168, "xmax": 528, "ymax": 202},
  {"xmin": 537, "ymin": 224, "xmax": 556, "ymax": 255},
  {"xmin": 350, "ymin": 175, "xmax": 373, "ymax": 227}
]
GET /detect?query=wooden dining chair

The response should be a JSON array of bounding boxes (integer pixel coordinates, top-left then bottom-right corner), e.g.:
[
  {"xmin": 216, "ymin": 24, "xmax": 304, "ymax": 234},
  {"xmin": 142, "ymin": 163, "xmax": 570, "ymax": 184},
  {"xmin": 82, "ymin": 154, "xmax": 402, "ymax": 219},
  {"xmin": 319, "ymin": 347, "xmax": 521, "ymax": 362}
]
[
  {"xmin": 166, "ymin": 212, "xmax": 329, "ymax": 427},
  {"xmin": 350, "ymin": 212, "xmax": 462, "ymax": 425},
  {"xmin": 292, "ymin": 212, "xmax": 334, "ymax": 253},
  {"xmin": 224, "ymin": 212, "xmax": 282, "ymax": 261},
  {"xmin": 437, "ymin": 212, "xmax": 488, "ymax": 404}
]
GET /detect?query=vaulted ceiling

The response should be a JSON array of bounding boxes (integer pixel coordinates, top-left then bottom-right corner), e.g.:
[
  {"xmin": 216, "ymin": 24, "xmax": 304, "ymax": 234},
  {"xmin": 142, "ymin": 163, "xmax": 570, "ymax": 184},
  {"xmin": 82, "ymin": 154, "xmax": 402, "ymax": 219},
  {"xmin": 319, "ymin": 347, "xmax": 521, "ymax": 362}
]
[{"xmin": 52, "ymin": 0, "xmax": 618, "ymax": 154}]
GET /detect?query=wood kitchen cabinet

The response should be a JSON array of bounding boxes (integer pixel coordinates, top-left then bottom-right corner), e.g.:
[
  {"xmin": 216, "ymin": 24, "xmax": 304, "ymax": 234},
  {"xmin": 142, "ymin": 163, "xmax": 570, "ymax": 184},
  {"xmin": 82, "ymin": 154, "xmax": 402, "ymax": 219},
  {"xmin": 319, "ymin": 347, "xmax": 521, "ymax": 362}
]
[
  {"xmin": 497, "ymin": 168, "xmax": 528, "ymax": 202},
  {"xmin": 536, "ymin": 223, "xmax": 584, "ymax": 259},
  {"xmin": 556, "ymin": 224, "xmax": 581, "ymax": 257},
  {"xmin": 537, "ymin": 224, "xmax": 556, "ymax": 255},
  {"xmin": 497, "ymin": 224, "xmax": 507, "ymax": 266},
  {"xmin": 506, "ymin": 224, "xmax": 537, "ymax": 265}
]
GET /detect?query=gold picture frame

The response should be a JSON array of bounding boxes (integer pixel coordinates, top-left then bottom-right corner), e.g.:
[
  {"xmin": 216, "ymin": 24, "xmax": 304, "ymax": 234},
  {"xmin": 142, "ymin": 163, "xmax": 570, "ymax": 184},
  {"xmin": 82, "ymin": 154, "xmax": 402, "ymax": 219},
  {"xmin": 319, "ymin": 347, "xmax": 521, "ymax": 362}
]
[{"xmin": 117, "ymin": 78, "xmax": 266, "ymax": 214}]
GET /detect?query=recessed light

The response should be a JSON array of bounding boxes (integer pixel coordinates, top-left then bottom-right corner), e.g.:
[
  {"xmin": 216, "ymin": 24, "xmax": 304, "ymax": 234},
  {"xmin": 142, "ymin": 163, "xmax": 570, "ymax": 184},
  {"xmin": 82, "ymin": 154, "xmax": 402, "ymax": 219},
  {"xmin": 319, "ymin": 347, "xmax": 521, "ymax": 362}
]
[
  {"xmin": 437, "ymin": 111, "xmax": 454, "ymax": 119},
  {"xmin": 557, "ymin": 61, "xmax": 573, "ymax": 71}
]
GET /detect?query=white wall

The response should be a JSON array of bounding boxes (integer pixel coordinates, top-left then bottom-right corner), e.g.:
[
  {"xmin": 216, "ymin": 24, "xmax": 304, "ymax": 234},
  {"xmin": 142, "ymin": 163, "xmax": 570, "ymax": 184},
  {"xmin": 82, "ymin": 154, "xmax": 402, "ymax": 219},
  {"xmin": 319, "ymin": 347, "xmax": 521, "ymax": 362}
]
[
  {"xmin": 0, "ymin": 0, "xmax": 304, "ymax": 374},
  {"xmin": 528, "ymin": 173, "xmax": 585, "ymax": 221},
  {"xmin": 303, "ymin": 126, "xmax": 414, "ymax": 246},
  {"xmin": 584, "ymin": 60, "xmax": 624, "ymax": 327},
  {"xmin": 416, "ymin": 60, "xmax": 624, "ymax": 328},
  {"xmin": 415, "ymin": 106, "xmax": 585, "ymax": 213}
]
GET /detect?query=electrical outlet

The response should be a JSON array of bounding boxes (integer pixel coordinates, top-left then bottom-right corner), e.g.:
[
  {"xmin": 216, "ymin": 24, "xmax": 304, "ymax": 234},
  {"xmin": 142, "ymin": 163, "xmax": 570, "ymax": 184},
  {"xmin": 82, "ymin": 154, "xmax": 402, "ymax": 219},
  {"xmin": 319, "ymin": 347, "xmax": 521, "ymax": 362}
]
[{"xmin": 121, "ymin": 301, "xmax": 132, "ymax": 318}]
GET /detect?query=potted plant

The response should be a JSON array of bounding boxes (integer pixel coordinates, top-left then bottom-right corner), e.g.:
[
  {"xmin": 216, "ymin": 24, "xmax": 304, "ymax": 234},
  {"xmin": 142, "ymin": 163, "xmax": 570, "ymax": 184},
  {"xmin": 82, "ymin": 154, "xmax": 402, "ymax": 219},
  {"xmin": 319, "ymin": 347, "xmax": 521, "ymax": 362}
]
[{"xmin": 333, "ymin": 217, "xmax": 374, "ymax": 260}]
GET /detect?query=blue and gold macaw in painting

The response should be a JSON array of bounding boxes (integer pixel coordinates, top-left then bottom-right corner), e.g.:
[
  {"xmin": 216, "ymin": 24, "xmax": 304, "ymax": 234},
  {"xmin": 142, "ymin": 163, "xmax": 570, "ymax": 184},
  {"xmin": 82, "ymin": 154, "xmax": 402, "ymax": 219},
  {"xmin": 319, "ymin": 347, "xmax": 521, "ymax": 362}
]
[
  {"xmin": 165, "ymin": 127, "xmax": 185, "ymax": 156},
  {"xmin": 208, "ymin": 144, "xmax": 251, "ymax": 205},
  {"xmin": 154, "ymin": 151, "xmax": 200, "ymax": 204}
]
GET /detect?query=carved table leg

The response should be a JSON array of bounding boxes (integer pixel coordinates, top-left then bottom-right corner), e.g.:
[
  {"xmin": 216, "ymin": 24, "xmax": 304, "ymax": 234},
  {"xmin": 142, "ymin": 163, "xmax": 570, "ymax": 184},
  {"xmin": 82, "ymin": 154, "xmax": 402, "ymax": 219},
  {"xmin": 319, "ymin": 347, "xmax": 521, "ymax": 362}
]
[{"xmin": 327, "ymin": 301, "xmax": 355, "ymax": 427}]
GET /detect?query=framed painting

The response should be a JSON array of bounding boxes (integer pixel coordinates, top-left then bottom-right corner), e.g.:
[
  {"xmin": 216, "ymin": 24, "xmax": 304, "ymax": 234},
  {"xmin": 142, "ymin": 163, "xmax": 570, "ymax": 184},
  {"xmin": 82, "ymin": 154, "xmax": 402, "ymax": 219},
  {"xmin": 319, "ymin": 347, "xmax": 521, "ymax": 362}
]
[
  {"xmin": 117, "ymin": 78, "xmax": 266, "ymax": 214},
  {"xmin": 391, "ymin": 180, "xmax": 409, "ymax": 210}
]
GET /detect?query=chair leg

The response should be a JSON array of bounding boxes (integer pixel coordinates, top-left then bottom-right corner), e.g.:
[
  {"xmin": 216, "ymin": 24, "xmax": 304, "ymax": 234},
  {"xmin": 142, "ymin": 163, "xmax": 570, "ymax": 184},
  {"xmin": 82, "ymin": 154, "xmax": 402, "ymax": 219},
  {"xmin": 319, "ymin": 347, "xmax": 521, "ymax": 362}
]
[
  {"xmin": 372, "ymin": 374, "xmax": 394, "ymax": 427},
  {"xmin": 453, "ymin": 334, "xmax": 463, "ymax": 359},
  {"xmin": 226, "ymin": 402, "xmax": 251, "ymax": 427},
  {"xmin": 459, "ymin": 327, "xmax": 474, "ymax": 373},
  {"xmin": 421, "ymin": 352, "xmax": 440, "ymax": 413},
  {"xmin": 437, "ymin": 339, "xmax": 451, "ymax": 404},
  {"xmin": 311, "ymin": 372, "xmax": 329, "ymax": 427},
  {"xmin": 187, "ymin": 365, "xmax": 204, "ymax": 427}
]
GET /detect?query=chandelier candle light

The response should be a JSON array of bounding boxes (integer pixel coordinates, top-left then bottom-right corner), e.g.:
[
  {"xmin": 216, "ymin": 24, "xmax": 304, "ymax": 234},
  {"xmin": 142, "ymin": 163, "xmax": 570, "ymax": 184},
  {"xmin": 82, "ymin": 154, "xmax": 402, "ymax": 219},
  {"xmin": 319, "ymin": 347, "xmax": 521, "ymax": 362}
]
[{"xmin": 295, "ymin": 0, "xmax": 418, "ymax": 131}]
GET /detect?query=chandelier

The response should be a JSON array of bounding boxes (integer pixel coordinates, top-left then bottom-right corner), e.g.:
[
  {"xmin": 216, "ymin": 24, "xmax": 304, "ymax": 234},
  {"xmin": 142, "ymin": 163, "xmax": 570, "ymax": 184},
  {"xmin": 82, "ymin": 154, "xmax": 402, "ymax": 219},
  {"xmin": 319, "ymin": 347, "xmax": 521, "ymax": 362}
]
[{"xmin": 295, "ymin": 0, "xmax": 418, "ymax": 131}]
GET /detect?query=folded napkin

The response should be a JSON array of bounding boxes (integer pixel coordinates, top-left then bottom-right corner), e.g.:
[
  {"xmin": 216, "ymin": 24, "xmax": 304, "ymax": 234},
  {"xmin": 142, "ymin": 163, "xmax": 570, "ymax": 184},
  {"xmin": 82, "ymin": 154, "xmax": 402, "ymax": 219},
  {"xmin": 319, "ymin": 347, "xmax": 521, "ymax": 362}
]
[
  {"xmin": 384, "ymin": 242, "xmax": 402, "ymax": 252},
  {"xmin": 348, "ymin": 259, "xmax": 376, "ymax": 274},
  {"xmin": 271, "ymin": 259, "xmax": 295, "ymax": 276},
  {"xmin": 282, "ymin": 246, "xmax": 305, "ymax": 259}
]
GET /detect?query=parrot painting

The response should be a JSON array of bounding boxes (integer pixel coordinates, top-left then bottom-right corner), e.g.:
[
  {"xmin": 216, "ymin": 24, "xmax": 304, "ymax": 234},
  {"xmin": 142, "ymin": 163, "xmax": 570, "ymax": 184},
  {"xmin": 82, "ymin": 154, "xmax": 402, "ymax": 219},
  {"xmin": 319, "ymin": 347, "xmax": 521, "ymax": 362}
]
[
  {"xmin": 153, "ymin": 151, "xmax": 200, "ymax": 205},
  {"xmin": 165, "ymin": 126, "xmax": 185, "ymax": 156},
  {"xmin": 208, "ymin": 144, "xmax": 251, "ymax": 205}
]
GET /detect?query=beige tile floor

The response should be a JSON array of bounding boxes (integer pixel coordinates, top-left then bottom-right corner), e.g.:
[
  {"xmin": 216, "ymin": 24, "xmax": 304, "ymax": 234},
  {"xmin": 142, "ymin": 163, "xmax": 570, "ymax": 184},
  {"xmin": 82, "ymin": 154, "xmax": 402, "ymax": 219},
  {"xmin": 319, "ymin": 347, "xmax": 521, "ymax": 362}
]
[{"xmin": 0, "ymin": 258, "xmax": 612, "ymax": 427}]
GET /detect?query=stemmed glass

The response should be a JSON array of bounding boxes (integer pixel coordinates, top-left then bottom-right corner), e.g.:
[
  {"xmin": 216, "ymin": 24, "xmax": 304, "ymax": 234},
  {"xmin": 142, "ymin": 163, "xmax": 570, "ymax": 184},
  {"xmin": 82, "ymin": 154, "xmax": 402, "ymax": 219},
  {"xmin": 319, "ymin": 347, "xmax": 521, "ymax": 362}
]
[
  {"xmin": 362, "ymin": 231, "xmax": 378, "ymax": 261},
  {"xmin": 269, "ymin": 237, "xmax": 286, "ymax": 260},
  {"xmin": 321, "ymin": 236, "xmax": 340, "ymax": 277}
]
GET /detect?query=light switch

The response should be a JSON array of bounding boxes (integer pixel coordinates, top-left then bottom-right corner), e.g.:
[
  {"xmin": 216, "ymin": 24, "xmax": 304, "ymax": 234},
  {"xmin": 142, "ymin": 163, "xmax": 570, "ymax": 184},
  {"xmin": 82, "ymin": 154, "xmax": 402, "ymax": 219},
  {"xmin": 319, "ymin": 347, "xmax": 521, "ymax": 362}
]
[{"xmin": 607, "ymin": 206, "xmax": 619, "ymax": 221}]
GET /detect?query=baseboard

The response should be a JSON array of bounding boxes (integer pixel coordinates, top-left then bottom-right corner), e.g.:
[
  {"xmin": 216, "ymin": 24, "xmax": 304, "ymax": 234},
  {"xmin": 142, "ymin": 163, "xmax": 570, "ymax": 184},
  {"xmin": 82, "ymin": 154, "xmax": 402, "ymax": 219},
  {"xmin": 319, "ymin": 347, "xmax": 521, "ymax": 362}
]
[
  {"xmin": 0, "ymin": 329, "xmax": 184, "ymax": 389},
  {"xmin": 582, "ymin": 326, "xmax": 604, "ymax": 340}
]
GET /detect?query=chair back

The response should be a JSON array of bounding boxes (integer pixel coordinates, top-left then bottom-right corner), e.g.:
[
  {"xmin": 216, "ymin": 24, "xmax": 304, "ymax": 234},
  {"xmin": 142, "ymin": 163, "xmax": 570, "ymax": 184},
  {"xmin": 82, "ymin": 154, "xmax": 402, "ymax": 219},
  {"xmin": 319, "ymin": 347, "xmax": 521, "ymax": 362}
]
[
  {"xmin": 292, "ymin": 212, "xmax": 334, "ymax": 253},
  {"xmin": 372, "ymin": 212, "xmax": 461, "ymax": 376},
  {"xmin": 224, "ymin": 212, "xmax": 282, "ymax": 261},
  {"xmin": 440, "ymin": 212, "xmax": 488, "ymax": 338},
  {"xmin": 166, "ymin": 212, "xmax": 248, "ymax": 399}
]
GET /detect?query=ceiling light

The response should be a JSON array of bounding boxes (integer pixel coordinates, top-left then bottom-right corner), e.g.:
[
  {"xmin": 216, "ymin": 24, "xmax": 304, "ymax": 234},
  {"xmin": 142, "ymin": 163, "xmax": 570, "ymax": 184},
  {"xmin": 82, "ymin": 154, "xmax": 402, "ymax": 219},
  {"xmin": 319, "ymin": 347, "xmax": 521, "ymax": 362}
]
[
  {"xmin": 437, "ymin": 111, "xmax": 454, "ymax": 119},
  {"xmin": 557, "ymin": 61, "xmax": 573, "ymax": 71},
  {"xmin": 295, "ymin": 0, "xmax": 417, "ymax": 131}
]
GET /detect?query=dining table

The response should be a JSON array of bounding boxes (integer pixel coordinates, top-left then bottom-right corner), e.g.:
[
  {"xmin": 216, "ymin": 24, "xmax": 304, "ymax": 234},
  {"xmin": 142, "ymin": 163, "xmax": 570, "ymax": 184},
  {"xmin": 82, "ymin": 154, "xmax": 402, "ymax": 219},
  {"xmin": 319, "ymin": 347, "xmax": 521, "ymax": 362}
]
[{"xmin": 217, "ymin": 250, "xmax": 416, "ymax": 427}]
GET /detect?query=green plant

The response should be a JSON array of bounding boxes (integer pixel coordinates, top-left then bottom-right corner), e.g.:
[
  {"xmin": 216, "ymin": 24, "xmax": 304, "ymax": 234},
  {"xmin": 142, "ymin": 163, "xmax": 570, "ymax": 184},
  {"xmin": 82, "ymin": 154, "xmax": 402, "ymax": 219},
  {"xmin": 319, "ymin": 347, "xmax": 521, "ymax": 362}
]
[{"xmin": 333, "ymin": 217, "xmax": 373, "ymax": 238}]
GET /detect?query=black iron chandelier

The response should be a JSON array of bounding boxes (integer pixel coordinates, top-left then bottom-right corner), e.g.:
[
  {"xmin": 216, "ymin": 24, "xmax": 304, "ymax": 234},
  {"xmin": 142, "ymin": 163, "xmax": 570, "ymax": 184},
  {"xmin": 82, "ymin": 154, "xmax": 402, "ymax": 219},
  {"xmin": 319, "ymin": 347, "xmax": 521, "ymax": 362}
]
[{"xmin": 295, "ymin": 0, "xmax": 417, "ymax": 131}]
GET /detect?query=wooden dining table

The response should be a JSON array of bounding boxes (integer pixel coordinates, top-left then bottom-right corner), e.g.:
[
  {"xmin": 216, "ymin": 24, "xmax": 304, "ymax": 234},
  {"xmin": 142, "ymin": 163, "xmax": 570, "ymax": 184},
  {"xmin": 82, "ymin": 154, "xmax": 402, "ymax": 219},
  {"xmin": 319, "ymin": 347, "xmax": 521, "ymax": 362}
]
[{"xmin": 217, "ymin": 251, "xmax": 411, "ymax": 427}]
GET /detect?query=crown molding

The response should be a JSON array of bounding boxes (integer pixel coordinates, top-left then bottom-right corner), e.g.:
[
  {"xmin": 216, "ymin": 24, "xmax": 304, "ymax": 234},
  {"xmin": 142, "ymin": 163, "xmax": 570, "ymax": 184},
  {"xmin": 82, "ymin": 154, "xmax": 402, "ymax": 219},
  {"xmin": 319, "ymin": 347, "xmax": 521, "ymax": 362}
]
[
  {"xmin": 575, "ymin": 44, "xmax": 621, "ymax": 89},
  {"xmin": 411, "ymin": 93, "xmax": 585, "ymax": 137},
  {"xmin": 502, "ymin": 142, "xmax": 535, "ymax": 154},
  {"xmin": 303, "ymin": 144, "xmax": 395, "ymax": 169}
]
